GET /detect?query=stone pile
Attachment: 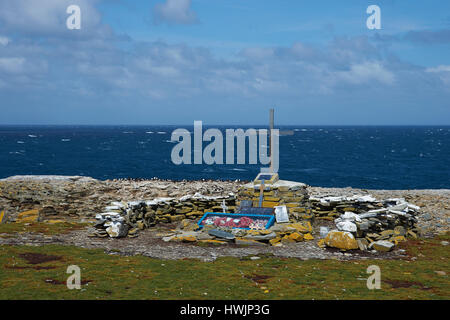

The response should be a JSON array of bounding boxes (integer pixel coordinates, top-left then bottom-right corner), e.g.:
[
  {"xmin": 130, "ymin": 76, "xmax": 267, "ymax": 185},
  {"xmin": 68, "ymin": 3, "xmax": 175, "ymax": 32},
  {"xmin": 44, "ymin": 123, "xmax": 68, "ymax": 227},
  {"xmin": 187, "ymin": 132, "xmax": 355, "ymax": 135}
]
[
  {"xmin": 162, "ymin": 219, "xmax": 315, "ymax": 247},
  {"xmin": 309, "ymin": 194, "xmax": 383, "ymax": 220},
  {"xmin": 318, "ymin": 196, "xmax": 421, "ymax": 251},
  {"xmin": 237, "ymin": 180, "xmax": 311, "ymax": 221},
  {"xmin": 91, "ymin": 194, "xmax": 236, "ymax": 238}
]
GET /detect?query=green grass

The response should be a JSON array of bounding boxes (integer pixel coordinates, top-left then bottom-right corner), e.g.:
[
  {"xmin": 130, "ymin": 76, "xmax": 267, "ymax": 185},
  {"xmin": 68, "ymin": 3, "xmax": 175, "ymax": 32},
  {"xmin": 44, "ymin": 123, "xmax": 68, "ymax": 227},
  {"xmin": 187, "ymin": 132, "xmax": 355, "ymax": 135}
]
[{"xmin": 0, "ymin": 234, "xmax": 448, "ymax": 300}]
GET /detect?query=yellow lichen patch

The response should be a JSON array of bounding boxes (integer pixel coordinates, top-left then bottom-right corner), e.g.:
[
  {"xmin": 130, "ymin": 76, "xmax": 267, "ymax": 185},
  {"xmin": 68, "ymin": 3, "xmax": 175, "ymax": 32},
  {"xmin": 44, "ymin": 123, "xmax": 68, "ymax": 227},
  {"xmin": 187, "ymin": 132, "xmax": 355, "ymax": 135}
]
[
  {"xmin": 0, "ymin": 211, "xmax": 6, "ymax": 224},
  {"xmin": 17, "ymin": 209, "xmax": 39, "ymax": 220},
  {"xmin": 269, "ymin": 237, "xmax": 281, "ymax": 246},
  {"xmin": 288, "ymin": 232, "xmax": 303, "ymax": 242},
  {"xmin": 392, "ymin": 236, "xmax": 406, "ymax": 245},
  {"xmin": 235, "ymin": 238, "xmax": 265, "ymax": 246},
  {"xmin": 16, "ymin": 212, "xmax": 39, "ymax": 223},
  {"xmin": 45, "ymin": 220, "xmax": 65, "ymax": 224},
  {"xmin": 287, "ymin": 221, "xmax": 312, "ymax": 234},
  {"xmin": 261, "ymin": 201, "xmax": 279, "ymax": 208},
  {"xmin": 303, "ymin": 233, "xmax": 314, "ymax": 241},
  {"xmin": 179, "ymin": 236, "xmax": 197, "ymax": 242},
  {"xmin": 317, "ymin": 239, "xmax": 326, "ymax": 248},
  {"xmin": 198, "ymin": 239, "xmax": 227, "ymax": 245},
  {"xmin": 323, "ymin": 231, "xmax": 358, "ymax": 250}
]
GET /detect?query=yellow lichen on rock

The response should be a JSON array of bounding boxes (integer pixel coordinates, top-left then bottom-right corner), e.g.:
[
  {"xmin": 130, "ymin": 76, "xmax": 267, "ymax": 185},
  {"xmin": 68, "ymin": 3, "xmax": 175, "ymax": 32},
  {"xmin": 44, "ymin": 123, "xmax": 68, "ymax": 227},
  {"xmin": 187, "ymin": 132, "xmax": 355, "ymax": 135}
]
[
  {"xmin": 46, "ymin": 219, "xmax": 65, "ymax": 224},
  {"xmin": 287, "ymin": 221, "xmax": 312, "ymax": 234},
  {"xmin": 317, "ymin": 239, "xmax": 326, "ymax": 248},
  {"xmin": 323, "ymin": 231, "xmax": 358, "ymax": 250},
  {"xmin": 288, "ymin": 232, "xmax": 304, "ymax": 242},
  {"xmin": 269, "ymin": 237, "xmax": 282, "ymax": 246},
  {"xmin": 198, "ymin": 239, "xmax": 227, "ymax": 245},
  {"xmin": 0, "ymin": 210, "xmax": 6, "ymax": 224},
  {"xmin": 303, "ymin": 233, "xmax": 314, "ymax": 240},
  {"xmin": 179, "ymin": 235, "xmax": 197, "ymax": 242},
  {"xmin": 16, "ymin": 209, "xmax": 39, "ymax": 223},
  {"xmin": 392, "ymin": 236, "xmax": 406, "ymax": 245}
]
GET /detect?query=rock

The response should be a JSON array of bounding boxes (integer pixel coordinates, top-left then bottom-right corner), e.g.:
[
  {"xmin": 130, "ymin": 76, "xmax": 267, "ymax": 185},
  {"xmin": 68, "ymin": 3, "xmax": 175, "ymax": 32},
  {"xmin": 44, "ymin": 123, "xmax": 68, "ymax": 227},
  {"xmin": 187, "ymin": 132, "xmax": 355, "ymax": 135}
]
[
  {"xmin": 137, "ymin": 220, "xmax": 145, "ymax": 230},
  {"xmin": 208, "ymin": 229, "xmax": 235, "ymax": 240},
  {"xmin": 269, "ymin": 237, "xmax": 282, "ymax": 246},
  {"xmin": 407, "ymin": 230, "xmax": 418, "ymax": 239},
  {"xmin": 244, "ymin": 231, "xmax": 277, "ymax": 241},
  {"xmin": 128, "ymin": 228, "xmax": 139, "ymax": 235},
  {"xmin": 434, "ymin": 271, "xmax": 446, "ymax": 276},
  {"xmin": 323, "ymin": 231, "xmax": 358, "ymax": 250},
  {"xmin": 287, "ymin": 221, "xmax": 312, "ymax": 234},
  {"xmin": 198, "ymin": 239, "xmax": 227, "ymax": 245},
  {"xmin": 179, "ymin": 219, "xmax": 199, "ymax": 231},
  {"xmin": 288, "ymin": 232, "xmax": 304, "ymax": 242},
  {"xmin": 357, "ymin": 238, "xmax": 369, "ymax": 251},
  {"xmin": 392, "ymin": 236, "xmax": 406, "ymax": 245},
  {"xmin": 319, "ymin": 226, "xmax": 329, "ymax": 238},
  {"xmin": 105, "ymin": 222, "xmax": 129, "ymax": 238},
  {"xmin": 369, "ymin": 240, "xmax": 395, "ymax": 252},
  {"xmin": 421, "ymin": 213, "xmax": 432, "ymax": 221},
  {"xmin": 16, "ymin": 209, "xmax": 39, "ymax": 223},
  {"xmin": 441, "ymin": 241, "xmax": 449, "ymax": 246},
  {"xmin": 231, "ymin": 228, "xmax": 248, "ymax": 237},
  {"xmin": 235, "ymin": 238, "xmax": 266, "ymax": 246},
  {"xmin": 336, "ymin": 211, "xmax": 362, "ymax": 223},
  {"xmin": 179, "ymin": 235, "xmax": 197, "ymax": 242},
  {"xmin": 336, "ymin": 220, "xmax": 357, "ymax": 233},
  {"xmin": 0, "ymin": 210, "xmax": 7, "ymax": 224},
  {"xmin": 303, "ymin": 233, "xmax": 314, "ymax": 240},
  {"xmin": 394, "ymin": 226, "xmax": 406, "ymax": 236},
  {"xmin": 317, "ymin": 239, "xmax": 326, "ymax": 248},
  {"xmin": 356, "ymin": 221, "xmax": 370, "ymax": 231}
]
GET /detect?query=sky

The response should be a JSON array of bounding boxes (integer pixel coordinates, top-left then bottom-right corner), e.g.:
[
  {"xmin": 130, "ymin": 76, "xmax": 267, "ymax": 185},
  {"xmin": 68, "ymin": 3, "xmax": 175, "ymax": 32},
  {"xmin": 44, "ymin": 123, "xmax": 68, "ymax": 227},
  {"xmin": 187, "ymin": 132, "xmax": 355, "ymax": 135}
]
[{"xmin": 0, "ymin": 0, "xmax": 450, "ymax": 125}]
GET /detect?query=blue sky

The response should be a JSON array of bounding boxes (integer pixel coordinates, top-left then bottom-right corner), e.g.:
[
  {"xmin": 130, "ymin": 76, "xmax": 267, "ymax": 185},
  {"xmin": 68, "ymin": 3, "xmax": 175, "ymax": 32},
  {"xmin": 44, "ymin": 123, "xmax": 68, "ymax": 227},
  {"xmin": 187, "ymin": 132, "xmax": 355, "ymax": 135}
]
[{"xmin": 0, "ymin": 0, "xmax": 450, "ymax": 125}]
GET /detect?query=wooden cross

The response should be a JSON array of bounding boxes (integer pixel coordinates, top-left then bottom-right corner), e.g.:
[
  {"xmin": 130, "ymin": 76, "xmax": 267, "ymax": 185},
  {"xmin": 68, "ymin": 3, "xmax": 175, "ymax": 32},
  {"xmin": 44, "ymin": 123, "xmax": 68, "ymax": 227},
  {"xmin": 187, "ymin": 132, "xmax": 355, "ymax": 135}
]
[{"xmin": 268, "ymin": 108, "xmax": 293, "ymax": 172}]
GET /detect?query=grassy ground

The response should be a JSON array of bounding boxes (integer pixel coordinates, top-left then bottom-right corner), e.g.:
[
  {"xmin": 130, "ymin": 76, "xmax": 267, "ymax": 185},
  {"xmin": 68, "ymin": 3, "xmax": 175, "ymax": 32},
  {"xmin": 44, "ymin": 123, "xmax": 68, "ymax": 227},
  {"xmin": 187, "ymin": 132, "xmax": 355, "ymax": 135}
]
[{"xmin": 0, "ymin": 229, "xmax": 448, "ymax": 300}]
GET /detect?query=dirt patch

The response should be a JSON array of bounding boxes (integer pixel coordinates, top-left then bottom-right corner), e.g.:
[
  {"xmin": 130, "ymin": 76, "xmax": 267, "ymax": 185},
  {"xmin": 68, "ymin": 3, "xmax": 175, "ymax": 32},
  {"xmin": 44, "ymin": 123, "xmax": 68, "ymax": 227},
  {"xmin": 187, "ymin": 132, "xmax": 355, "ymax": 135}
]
[
  {"xmin": 5, "ymin": 265, "xmax": 56, "ymax": 270},
  {"xmin": 244, "ymin": 274, "xmax": 273, "ymax": 284},
  {"xmin": 19, "ymin": 252, "xmax": 62, "ymax": 264},
  {"xmin": 383, "ymin": 279, "xmax": 432, "ymax": 290},
  {"xmin": 44, "ymin": 279, "xmax": 92, "ymax": 285}
]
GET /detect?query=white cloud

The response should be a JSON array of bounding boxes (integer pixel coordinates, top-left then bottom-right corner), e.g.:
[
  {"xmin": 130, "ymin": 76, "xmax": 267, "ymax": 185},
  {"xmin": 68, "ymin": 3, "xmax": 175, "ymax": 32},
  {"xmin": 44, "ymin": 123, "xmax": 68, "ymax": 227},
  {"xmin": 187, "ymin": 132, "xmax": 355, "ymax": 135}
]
[
  {"xmin": 426, "ymin": 65, "xmax": 450, "ymax": 73},
  {"xmin": 0, "ymin": 57, "xmax": 26, "ymax": 73},
  {"xmin": 426, "ymin": 65, "xmax": 450, "ymax": 87},
  {"xmin": 336, "ymin": 62, "xmax": 396, "ymax": 85},
  {"xmin": 0, "ymin": 36, "xmax": 10, "ymax": 46},
  {"xmin": 153, "ymin": 0, "xmax": 197, "ymax": 25}
]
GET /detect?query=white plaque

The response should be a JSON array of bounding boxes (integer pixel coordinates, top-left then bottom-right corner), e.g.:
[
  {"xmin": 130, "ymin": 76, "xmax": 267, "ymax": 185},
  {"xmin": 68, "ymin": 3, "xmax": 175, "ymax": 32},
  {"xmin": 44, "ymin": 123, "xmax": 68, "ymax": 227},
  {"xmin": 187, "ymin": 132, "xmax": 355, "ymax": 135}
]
[{"xmin": 274, "ymin": 205, "xmax": 289, "ymax": 223}]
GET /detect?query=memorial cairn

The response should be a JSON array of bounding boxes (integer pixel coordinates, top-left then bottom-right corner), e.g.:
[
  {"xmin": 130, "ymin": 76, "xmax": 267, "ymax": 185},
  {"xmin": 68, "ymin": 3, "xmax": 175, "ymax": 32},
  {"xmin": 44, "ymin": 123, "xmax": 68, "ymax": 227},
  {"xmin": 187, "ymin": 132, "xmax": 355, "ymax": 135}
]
[
  {"xmin": 91, "ymin": 178, "xmax": 422, "ymax": 252},
  {"xmin": 91, "ymin": 172, "xmax": 317, "ymax": 246}
]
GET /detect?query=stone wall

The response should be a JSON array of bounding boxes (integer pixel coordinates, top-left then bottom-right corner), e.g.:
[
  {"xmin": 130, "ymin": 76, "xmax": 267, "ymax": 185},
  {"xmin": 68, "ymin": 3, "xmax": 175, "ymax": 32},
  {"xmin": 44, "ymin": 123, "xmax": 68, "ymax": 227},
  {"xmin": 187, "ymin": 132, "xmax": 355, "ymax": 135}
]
[{"xmin": 236, "ymin": 180, "xmax": 311, "ymax": 221}]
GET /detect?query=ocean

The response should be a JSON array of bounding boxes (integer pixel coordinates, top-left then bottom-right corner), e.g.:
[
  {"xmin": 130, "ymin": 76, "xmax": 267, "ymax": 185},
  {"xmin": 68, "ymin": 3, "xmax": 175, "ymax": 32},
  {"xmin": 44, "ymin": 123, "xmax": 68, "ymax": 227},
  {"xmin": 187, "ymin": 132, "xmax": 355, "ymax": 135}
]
[{"xmin": 0, "ymin": 125, "xmax": 449, "ymax": 190}]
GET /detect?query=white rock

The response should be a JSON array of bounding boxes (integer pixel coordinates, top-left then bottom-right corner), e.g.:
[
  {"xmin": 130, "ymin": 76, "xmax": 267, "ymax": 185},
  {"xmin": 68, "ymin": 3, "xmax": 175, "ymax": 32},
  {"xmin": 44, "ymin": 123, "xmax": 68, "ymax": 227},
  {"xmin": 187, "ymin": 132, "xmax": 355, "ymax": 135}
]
[{"xmin": 336, "ymin": 221, "xmax": 357, "ymax": 233}]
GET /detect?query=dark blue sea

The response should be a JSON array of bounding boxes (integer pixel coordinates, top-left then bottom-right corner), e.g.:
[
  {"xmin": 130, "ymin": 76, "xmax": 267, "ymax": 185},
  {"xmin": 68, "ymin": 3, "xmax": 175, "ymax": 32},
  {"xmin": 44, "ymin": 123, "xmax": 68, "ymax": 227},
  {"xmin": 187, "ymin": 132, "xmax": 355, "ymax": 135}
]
[{"xmin": 0, "ymin": 125, "xmax": 449, "ymax": 189}]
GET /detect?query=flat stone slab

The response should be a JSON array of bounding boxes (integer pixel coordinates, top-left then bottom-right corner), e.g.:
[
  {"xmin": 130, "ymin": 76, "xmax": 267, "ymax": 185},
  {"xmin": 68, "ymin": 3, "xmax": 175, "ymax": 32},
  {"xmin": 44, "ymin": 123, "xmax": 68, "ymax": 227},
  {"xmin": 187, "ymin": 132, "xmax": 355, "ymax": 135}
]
[{"xmin": 208, "ymin": 229, "xmax": 235, "ymax": 240}]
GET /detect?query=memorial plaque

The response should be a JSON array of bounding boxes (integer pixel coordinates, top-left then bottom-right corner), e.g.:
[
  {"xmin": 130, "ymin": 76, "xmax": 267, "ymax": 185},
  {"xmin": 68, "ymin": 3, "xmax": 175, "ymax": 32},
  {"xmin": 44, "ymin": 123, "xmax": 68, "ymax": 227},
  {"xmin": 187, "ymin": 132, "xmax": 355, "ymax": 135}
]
[{"xmin": 274, "ymin": 205, "xmax": 289, "ymax": 223}]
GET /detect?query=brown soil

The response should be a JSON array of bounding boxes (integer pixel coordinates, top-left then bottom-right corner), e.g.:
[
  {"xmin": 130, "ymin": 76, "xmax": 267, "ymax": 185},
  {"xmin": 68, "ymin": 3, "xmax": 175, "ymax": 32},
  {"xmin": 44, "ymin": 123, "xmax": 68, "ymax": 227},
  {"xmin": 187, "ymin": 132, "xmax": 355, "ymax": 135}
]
[
  {"xmin": 383, "ymin": 279, "xmax": 432, "ymax": 290},
  {"xmin": 19, "ymin": 252, "xmax": 62, "ymax": 264}
]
